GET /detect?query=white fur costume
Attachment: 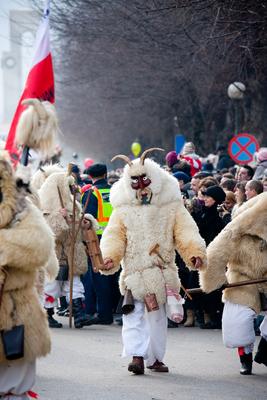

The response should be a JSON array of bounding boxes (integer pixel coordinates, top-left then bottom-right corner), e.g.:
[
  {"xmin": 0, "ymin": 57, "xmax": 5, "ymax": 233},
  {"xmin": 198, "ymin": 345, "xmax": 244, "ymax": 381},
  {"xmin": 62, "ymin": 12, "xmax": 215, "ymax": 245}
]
[
  {"xmin": 199, "ymin": 193, "xmax": 267, "ymax": 355},
  {"xmin": 100, "ymin": 155, "xmax": 206, "ymax": 366},
  {"xmin": 36, "ymin": 170, "xmax": 98, "ymax": 311},
  {"xmin": 0, "ymin": 153, "xmax": 57, "ymax": 397}
]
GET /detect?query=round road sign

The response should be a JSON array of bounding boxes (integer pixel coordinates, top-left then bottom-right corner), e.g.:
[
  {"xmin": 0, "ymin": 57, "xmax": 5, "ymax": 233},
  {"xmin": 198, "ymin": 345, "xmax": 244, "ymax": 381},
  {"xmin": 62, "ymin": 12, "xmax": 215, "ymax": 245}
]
[{"xmin": 228, "ymin": 133, "xmax": 259, "ymax": 164}]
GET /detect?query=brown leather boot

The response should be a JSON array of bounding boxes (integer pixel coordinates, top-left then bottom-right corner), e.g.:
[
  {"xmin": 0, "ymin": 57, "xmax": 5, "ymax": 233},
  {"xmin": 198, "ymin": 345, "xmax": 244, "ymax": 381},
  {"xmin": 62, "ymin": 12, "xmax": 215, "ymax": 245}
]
[
  {"xmin": 128, "ymin": 356, "xmax": 144, "ymax": 375},
  {"xmin": 147, "ymin": 360, "xmax": 169, "ymax": 372}
]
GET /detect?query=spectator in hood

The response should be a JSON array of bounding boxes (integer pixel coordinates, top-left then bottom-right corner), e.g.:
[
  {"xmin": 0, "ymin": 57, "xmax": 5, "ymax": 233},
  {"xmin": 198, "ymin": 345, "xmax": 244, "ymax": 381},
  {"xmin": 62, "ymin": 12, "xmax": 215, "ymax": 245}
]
[
  {"xmin": 253, "ymin": 148, "xmax": 267, "ymax": 180},
  {"xmin": 179, "ymin": 142, "xmax": 202, "ymax": 177}
]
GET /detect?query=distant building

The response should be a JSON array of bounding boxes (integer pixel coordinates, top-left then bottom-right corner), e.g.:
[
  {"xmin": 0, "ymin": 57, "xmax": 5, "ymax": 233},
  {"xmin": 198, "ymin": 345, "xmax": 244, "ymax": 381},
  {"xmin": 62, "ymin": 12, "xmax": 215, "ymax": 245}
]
[{"xmin": 0, "ymin": 0, "xmax": 37, "ymax": 137}]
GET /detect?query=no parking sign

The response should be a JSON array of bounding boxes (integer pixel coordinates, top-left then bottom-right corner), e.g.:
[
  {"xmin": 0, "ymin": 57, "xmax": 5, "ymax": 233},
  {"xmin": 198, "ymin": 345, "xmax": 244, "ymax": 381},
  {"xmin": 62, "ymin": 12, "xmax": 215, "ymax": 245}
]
[{"xmin": 228, "ymin": 133, "xmax": 259, "ymax": 164}]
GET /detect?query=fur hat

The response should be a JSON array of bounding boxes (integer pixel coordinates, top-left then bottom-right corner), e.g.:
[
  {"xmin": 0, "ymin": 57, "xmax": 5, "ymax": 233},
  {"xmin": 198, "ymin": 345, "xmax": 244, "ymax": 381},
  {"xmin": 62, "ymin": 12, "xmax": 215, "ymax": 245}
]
[
  {"xmin": 181, "ymin": 142, "xmax": 195, "ymax": 155},
  {"xmin": 202, "ymin": 185, "xmax": 226, "ymax": 204},
  {"xmin": 257, "ymin": 148, "xmax": 267, "ymax": 162},
  {"xmin": 165, "ymin": 151, "xmax": 177, "ymax": 168}
]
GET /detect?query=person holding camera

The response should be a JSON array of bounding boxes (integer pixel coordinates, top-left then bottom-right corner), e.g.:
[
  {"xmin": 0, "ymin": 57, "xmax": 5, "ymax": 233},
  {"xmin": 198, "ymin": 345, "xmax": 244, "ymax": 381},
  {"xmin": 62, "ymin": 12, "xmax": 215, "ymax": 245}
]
[{"xmin": 218, "ymin": 191, "xmax": 236, "ymax": 226}]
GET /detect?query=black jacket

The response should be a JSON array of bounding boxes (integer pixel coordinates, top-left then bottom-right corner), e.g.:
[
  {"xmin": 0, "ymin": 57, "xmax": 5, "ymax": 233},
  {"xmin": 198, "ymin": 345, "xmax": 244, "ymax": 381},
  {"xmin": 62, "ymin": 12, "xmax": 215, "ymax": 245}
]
[{"xmin": 195, "ymin": 204, "xmax": 225, "ymax": 245}]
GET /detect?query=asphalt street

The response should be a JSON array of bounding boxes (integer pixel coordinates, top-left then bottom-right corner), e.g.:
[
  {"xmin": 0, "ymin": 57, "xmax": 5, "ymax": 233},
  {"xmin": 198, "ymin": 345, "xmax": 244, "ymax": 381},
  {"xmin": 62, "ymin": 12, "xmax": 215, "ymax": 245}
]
[{"xmin": 35, "ymin": 319, "xmax": 267, "ymax": 400}]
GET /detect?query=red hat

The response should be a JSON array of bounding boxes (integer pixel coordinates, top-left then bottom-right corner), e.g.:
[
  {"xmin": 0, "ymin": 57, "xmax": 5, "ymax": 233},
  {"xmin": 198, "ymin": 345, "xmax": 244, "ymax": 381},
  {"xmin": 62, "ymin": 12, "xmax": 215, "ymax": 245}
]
[{"xmin": 166, "ymin": 151, "xmax": 177, "ymax": 168}]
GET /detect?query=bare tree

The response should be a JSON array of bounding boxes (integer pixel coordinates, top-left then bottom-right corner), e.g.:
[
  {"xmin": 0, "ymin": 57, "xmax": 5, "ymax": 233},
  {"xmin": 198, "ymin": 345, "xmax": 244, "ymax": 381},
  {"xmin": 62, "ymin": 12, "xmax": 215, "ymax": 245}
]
[{"xmin": 32, "ymin": 0, "xmax": 267, "ymax": 162}]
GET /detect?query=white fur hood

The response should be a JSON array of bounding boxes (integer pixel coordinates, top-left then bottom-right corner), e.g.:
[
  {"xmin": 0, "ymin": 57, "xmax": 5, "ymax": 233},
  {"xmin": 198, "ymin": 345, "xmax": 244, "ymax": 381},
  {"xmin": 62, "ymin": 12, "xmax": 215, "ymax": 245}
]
[{"xmin": 110, "ymin": 158, "xmax": 182, "ymax": 208}]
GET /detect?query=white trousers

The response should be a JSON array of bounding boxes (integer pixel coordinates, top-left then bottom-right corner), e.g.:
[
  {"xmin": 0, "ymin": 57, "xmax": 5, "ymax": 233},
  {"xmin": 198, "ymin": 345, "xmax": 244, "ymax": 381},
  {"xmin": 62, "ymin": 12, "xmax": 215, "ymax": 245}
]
[
  {"xmin": 44, "ymin": 276, "xmax": 84, "ymax": 308},
  {"xmin": 122, "ymin": 300, "xmax": 167, "ymax": 366},
  {"xmin": 222, "ymin": 301, "xmax": 267, "ymax": 350},
  {"xmin": 0, "ymin": 360, "xmax": 36, "ymax": 399}
]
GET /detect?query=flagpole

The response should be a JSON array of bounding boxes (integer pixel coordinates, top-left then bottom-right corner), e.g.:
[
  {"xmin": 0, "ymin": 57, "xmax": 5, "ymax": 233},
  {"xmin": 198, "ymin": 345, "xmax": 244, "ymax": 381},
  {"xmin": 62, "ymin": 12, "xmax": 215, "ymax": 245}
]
[{"xmin": 5, "ymin": 0, "xmax": 54, "ymax": 164}]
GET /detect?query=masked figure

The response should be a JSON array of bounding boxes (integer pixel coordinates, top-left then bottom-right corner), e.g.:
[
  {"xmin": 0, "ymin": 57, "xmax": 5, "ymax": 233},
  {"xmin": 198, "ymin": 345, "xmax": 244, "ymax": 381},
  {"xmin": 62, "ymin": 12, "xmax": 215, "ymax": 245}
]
[
  {"xmin": 0, "ymin": 152, "xmax": 57, "ymax": 398},
  {"xmin": 199, "ymin": 192, "xmax": 267, "ymax": 375},
  {"xmin": 100, "ymin": 148, "xmax": 207, "ymax": 374},
  {"xmin": 38, "ymin": 169, "xmax": 98, "ymax": 329}
]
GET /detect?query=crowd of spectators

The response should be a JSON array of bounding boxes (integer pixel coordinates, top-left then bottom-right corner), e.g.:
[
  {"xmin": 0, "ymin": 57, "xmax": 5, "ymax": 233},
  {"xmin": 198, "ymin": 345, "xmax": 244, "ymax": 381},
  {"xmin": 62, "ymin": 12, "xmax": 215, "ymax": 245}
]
[
  {"xmin": 165, "ymin": 143, "xmax": 267, "ymax": 330},
  {"xmin": 61, "ymin": 142, "xmax": 267, "ymax": 331}
]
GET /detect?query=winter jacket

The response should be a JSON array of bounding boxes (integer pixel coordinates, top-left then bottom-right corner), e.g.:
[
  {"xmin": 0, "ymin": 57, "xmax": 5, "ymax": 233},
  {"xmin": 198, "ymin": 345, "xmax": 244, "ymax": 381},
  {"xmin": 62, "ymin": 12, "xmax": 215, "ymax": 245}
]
[{"xmin": 194, "ymin": 204, "xmax": 224, "ymax": 245}]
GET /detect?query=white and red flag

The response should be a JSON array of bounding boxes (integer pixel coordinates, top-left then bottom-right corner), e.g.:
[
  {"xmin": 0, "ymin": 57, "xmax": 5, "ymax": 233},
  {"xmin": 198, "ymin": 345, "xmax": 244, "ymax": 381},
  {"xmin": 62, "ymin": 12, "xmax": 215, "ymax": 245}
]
[{"xmin": 5, "ymin": 0, "xmax": 54, "ymax": 162}]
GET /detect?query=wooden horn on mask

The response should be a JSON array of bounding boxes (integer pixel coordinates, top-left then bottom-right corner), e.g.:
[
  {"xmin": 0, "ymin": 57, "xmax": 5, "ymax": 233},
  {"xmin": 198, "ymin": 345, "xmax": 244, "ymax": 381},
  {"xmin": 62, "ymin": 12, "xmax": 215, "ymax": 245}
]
[
  {"xmin": 140, "ymin": 148, "xmax": 165, "ymax": 165},
  {"xmin": 111, "ymin": 155, "xmax": 133, "ymax": 166}
]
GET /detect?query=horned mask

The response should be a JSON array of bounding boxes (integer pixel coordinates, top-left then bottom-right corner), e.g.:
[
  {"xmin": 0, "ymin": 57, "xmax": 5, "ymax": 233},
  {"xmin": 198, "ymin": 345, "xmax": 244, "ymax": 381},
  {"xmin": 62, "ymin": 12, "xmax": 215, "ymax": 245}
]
[{"xmin": 111, "ymin": 148, "xmax": 164, "ymax": 205}]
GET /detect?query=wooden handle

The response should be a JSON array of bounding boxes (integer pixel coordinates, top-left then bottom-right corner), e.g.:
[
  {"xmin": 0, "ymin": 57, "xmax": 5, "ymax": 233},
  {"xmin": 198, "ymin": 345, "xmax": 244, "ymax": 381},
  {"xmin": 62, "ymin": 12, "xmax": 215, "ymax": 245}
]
[
  {"xmin": 21, "ymin": 146, "xmax": 30, "ymax": 166},
  {"xmin": 187, "ymin": 278, "xmax": 267, "ymax": 295},
  {"xmin": 57, "ymin": 186, "xmax": 65, "ymax": 209}
]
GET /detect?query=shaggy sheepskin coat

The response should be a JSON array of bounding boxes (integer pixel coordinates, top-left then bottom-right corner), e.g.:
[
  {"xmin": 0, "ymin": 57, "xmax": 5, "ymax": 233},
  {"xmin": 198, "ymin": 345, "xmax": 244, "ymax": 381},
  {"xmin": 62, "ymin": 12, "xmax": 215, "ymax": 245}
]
[
  {"xmin": 0, "ymin": 201, "xmax": 56, "ymax": 364},
  {"xmin": 31, "ymin": 164, "xmax": 63, "ymax": 192},
  {"xmin": 100, "ymin": 159, "xmax": 207, "ymax": 305},
  {"xmin": 199, "ymin": 192, "xmax": 267, "ymax": 313},
  {"xmin": 38, "ymin": 172, "xmax": 89, "ymax": 276}
]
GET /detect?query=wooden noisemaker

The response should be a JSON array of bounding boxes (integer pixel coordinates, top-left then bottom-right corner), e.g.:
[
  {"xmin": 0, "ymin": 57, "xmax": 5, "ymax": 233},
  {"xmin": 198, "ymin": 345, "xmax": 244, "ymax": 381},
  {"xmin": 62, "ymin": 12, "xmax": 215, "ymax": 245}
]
[{"xmin": 83, "ymin": 221, "xmax": 104, "ymax": 273}]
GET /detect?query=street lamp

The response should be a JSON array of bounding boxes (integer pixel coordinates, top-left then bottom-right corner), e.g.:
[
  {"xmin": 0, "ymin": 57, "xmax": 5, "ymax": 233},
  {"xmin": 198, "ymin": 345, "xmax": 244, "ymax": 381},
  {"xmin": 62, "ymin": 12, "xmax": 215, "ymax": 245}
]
[{"xmin": 227, "ymin": 82, "xmax": 246, "ymax": 135}]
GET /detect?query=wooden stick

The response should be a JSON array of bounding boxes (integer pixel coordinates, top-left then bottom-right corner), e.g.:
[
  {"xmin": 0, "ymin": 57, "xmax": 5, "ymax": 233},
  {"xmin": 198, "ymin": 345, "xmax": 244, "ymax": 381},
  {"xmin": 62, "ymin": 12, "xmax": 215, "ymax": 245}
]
[
  {"xmin": 57, "ymin": 186, "xmax": 64, "ymax": 209},
  {"xmin": 57, "ymin": 185, "xmax": 72, "ymax": 226},
  {"xmin": 180, "ymin": 283, "xmax": 193, "ymax": 301},
  {"xmin": 187, "ymin": 277, "xmax": 267, "ymax": 295},
  {"xmin": 74, "ymin": 188, "xmax": 92, "ymax": 243},
  {"xmin": 68, "ymin": 190, "xmax": 76, "ymax": 328}
]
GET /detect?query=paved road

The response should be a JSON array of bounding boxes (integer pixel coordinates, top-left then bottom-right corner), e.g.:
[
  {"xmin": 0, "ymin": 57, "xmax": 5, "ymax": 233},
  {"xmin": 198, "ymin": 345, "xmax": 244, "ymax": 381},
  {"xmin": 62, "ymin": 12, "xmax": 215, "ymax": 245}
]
[{"xmin": 35, "ymin": 319, "xmax": 267, "ymax": 400}]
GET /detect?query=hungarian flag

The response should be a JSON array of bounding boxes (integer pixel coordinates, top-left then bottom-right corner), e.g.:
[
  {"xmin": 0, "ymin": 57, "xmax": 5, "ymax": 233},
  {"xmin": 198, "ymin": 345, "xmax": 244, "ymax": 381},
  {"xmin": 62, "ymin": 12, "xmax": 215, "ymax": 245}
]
[{"xmin": 5, "ymin": 0, "xmax": 54, "ymax": 162}]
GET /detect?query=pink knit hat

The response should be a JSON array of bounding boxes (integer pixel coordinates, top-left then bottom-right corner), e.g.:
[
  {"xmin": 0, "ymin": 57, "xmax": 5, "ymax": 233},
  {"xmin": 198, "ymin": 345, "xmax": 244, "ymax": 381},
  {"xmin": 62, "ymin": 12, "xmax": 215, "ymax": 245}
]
[
  {"xmin": 257, "ymin": 148, "xmax": 267, "ymax": 162},
  {"xmin": 166, "ymin": 151, "xmax": 178, "ymax": 167}
]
